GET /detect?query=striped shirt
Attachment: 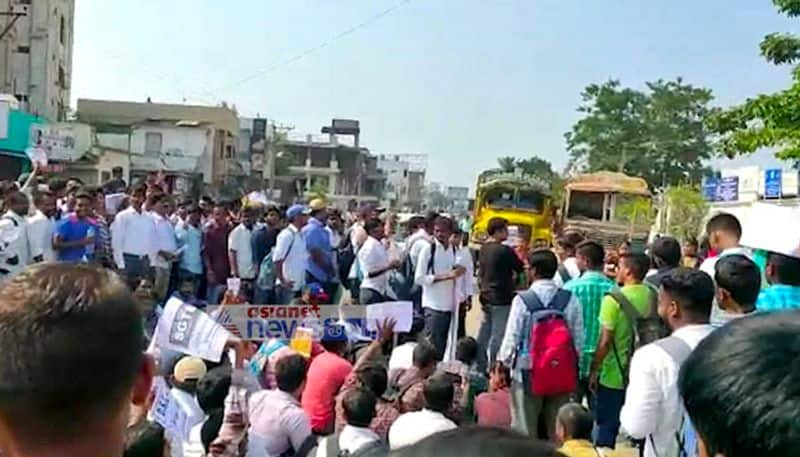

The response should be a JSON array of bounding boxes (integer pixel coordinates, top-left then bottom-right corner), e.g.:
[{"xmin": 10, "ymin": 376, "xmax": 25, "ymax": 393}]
[
  {"xmin": 756, "ymin": 284, "xmax": 800, "ymax": 312},
  {"xmin": 564, "ymin": 270, "xmax": 616, "ymax": 378}
]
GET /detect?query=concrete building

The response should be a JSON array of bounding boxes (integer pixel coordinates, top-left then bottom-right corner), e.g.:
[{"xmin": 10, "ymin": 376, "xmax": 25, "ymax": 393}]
[
  {"xmin": 76, "ymin": 99, "xmax": 240, "ymax": 196},
  {"xmin": 377, "ymin": 153, "xmax": 427, "ymax": 210},
  {"xmin": 274, "ymin": 119, "xmax": 385, "ymax": 207},
  {"xmin": 0, "ymin": 0, "xmax": 74, "ymax": 121},
  {"xmin": 446, "ymin": 185, "xmax": 470, "ymax": 214}
]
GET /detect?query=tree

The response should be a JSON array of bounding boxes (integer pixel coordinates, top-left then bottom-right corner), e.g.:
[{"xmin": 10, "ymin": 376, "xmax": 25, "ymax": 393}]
[
  {"xmin": 706, "ymin": 0, "xmax": 800, "ymax": 161},
  {"xmin": 616, "ymin": 196, "xmax": 655, "ymax": 237},
  {"xmin": 565, "ymin": 78, "xmax": 715, "ymax": 189},
  {"xmin": 497, "ymin": 156, "xmax": 517, "ymax": 172},
  {"xmin": 664, "ymin": 185, "xmax": 708, "ymax": 241}
]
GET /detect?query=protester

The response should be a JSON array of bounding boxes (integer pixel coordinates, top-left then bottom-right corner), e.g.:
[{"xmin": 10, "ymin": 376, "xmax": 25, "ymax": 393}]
[
  {"xmin": 274, "ymin": 204, "xmax": 310, "ymax": 304},
  {"xmin": 476, "ymin": 217, "xmax": 526, "ymax": 372},
  {"xmin": 103, "ymin": 165, "xmax": 128, "ymax": 194},
  {"xmin": 406, "ymin": 211, "xmax": 436, "ymax": 271},
  {"xmin": 148, "ymin": 193, "xmax": 178, "ymax": 300},
  {"xmin": 645, "ymin": 236, "xmax": 682, "ymax": 289},
  {"xmin": 345, "ymin": 204, "xmax": 385, "ymax": 299},
  {"xmin": 252, "ymin": 205, "xmax": 281, "ymax": 303},
  {"xmin": 89, "ymin": 186, "xmax": 114, "ymax": 268},
  {"xmin": 202, "ymin": 204, "xmax": 232, "ymax": 304},
  {"xmin": 563, "ymin": 240, "xmax": 615, "ymax": 409},
  {"xmin": 319, "ymin": 388, "xmax": 388, "ymax": 457},
  {"xmin": 555, "ymin": 403, "xmax": 612, "ymax": 457},
  {"xmin": 303, "ymin": 199, "xmax": 338, "ymax": 301},
  {"xmin": 713, "ymin": 254, "xmax": 759, "ymax": 326},
  {"xmin": 620, "ymin": 268, "xmax": 715, "ymax": 457},
  {"xmin": 124, "ymin": 421, "xmax": 169, "ymax": 457},
  {"xmin": 228, "ymin": 205, "xmax": 258, "ymax": 297},
  {"xmin": 474, "ymin": 362, "xmax": 511, "ymax": 428},
  {"xmin": 589, "ymin": 253, "xmax": 653, "ymax": 449},
  {"xmin": 175, "ymin": 204, "xmax": 204, "ymax": 294},
  {"xmin": 553, "ymin": 232, "xmax": 583, "ymax": 287},
  {"xmin": 393, "ymin": 341, "xmax": 439, "ymax": 413},
  {"xmin": 0, "ymin": 191, "xmax": 31, "ymax": 277},
  {"xmin": 26, "ymin": 189, "xmax": 57, "ymax": 262},
  {"xmin": 756, "ymin": 251, "xmax": 800, "ymax": 311},
  {"xmin": 389, "ymin": 374, "xmax": 458, "ymax": 450},
  {"xmin": 498, "ymin": 248, "xmax": 583, "ymax": 440},
  {"xmin": 169, "ymin": 356, "xmax": 207, "ymax": 457},
  {"xmin": 358, "ymin": 217, "xmax": 401, "ymax": 304},
  {"xmin": 416, "ymin": 216, "xmax": 466, "ymax": 360},
  {"xmin": 391, "ymin": 426, "xmax": 562, "ymax": 457},
  {"xmin": 451, "ymin": 336, "xmax": 488, "ymax": 422},
  {"xmin": 112, "ymin": 187, "xmax": 156, "ymax": 289},
  {"xmin": 681, "ymin": 237, "xmax": 700, "ymax": 269},
  {"xmin": 302, "ymin": 330, "xmax": 354, "ymax": 435},
  {"xmin": 452, "ymin": 228, "xmax": 475, "ymax": 340},
  {"xmin": 52, "ymin": 190, "xmax": 97, "ymax": 263},
  {"xmin": 679, "ymin": 310, "xmax": 800, "ymax": 457},
  {"xmin": 0, "ymin": 263, "xmax": 153, "ymax": 457}
]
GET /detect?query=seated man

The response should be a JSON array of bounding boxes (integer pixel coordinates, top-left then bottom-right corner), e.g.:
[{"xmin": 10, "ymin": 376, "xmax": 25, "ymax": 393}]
[
  {"xmin": 319, "ymin": 388, "xmax": 388, "ymax": 457},
  {"xmin": 389, "ymin": 374, "xmax": 458, "ymax": 450},
  {"xmin": 0, "ymin": 263, "xmax": 153, "ymax": 457}
]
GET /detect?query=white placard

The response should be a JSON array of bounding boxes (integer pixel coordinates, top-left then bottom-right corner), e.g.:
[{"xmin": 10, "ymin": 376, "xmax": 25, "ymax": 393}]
[
  {"xmin": 149, "ymin": 377, "xmax": 204, "ymax": 441},
  {"xmin": 740, "ymin": 203, "xmax": 800, "ymax": 258},
  {"xmin": 227, "ymin": 277, "xmax": 241, "ymax": 296},
  {"xmin": 153, "ymin": 297, "xmax": 231, "ymax": 362},
  {"xmin": 24, "ymin": 147, "xmax": 47, "ymax": 166},
  {"xmin": 365, "ymin": 301, "xmax": 413, "ymax": 333},
  {"xmin": 104, "ymin": 192, "xmax": 126, "ymax": 215}
]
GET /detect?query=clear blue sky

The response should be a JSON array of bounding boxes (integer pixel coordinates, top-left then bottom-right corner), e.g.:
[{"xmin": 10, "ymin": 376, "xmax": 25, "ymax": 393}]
[{"xmin": 72, "ymin": 0, "xmax": 797, "ymax": 189}]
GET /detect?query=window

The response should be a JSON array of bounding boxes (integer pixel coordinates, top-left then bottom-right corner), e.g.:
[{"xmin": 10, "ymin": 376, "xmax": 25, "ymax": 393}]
[
  {"xmin": 144, "ymin": 132, "xmax": 162, "ymax": 156},
  {"xmin": 16, "ymin": 46, "xmax": 29, "ymax": 53},
  {"xmin": 57, "ymin": 66, "xmax": 65, "ymax": 88},
  {"xmin": 225, "ymin": 144, "xmax": 233, "ymax": 158},
  {"xmin": 59, "ymin": 15, "xmax": 66, "ymax": 45},
  {"xmin": 567, "ymin": 191, "xmax": 605, "ymax": 221}
]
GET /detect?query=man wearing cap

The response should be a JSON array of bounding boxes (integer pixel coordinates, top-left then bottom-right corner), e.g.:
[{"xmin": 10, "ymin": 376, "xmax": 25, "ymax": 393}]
[
  {"xmin": 170, "ymin": 356, "xmax": 207, "ymax": 457},
  {"xmin": 303, "ymin": 198, "xmax": 338, "ymax": 302},
  {"xmin": 274, "ymin": 204, "xmax": 310, "ymax": 304}
]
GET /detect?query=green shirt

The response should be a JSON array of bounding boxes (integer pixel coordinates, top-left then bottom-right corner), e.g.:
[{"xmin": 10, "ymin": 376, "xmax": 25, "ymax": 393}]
[
  {"xmin": 564, "ymin": 271, "xmax": 616, "ymax": 378},
  {"xmin": 598, "ymin": 284, "xmax": 653, "ymax": 389}
]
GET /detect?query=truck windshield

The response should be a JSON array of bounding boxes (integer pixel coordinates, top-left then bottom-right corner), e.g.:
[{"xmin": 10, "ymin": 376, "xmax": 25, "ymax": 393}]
[
  {"xmin": 484, "ymin": 187, "xmax": 544, "ymax": 212},
  {"xmin": 567, "ymin": 191, "xmax": 604, "ymax": 220}
]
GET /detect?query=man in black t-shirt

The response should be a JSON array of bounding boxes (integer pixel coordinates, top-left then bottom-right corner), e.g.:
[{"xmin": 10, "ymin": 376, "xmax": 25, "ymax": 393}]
[{"xmin": 476, "ymin": 217, "xmax": 525, "ymax": 373}]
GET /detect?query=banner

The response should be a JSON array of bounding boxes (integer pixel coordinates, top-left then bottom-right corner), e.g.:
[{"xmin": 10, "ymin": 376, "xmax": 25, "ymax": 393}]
[{"xmin": 154, "ymin": 298, "xmax": 231, "ymax": 362}]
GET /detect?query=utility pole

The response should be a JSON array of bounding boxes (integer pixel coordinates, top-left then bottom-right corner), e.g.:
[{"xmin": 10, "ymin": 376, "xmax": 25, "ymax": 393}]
[{"xmin": 0, "ymin": 5, "xmax": 29, "ymax": 41}]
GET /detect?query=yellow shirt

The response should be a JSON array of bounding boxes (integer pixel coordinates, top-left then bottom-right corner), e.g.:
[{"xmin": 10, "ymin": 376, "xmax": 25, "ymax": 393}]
[{"xmin": 558, "ymin": 439, "xmax": 622, "ymax": 457}]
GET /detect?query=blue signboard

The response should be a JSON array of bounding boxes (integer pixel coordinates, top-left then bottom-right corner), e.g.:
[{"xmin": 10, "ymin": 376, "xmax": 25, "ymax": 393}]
[
  {"xmin": 765, "ymin": 169, "xmax": 782, "ymax": 199},
  {"xmin": 702, "ymin": 178, "xmax": 719, "ymax": 201},
  {"xmin": 717, "ymin": 176, "xmax": 739, "ymax": 202}
]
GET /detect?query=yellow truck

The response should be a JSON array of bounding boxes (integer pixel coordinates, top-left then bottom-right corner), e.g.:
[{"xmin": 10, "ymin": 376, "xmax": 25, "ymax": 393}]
[
  {"xmin": 469, "ymin": 170, "xmax": 554, "ymax": 252},
  {"xmin": 560, "ymin": 171, "xmax": 652, "ymax": 249}
]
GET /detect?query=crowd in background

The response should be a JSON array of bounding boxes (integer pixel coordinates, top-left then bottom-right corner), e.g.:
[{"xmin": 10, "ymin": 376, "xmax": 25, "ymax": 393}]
[{"xmin": 0, "ymin": 165, "xmax": 799, "ymax": 457}]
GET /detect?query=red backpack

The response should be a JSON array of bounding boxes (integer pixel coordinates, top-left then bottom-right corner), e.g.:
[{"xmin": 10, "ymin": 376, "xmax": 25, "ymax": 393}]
[{"xmin": 518, "ymin": 289, "xmax": 578, "ymax": 396}]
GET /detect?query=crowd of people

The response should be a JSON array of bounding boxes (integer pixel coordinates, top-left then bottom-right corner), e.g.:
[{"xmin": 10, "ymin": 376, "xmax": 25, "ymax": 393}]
[{"xmin": 0, "ymin": 166, "xmax": 798, "ymax": 457}]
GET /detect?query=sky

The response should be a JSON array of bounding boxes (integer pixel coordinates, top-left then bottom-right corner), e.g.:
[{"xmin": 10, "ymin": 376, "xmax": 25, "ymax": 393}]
[{"xmin": 72, "ymin": 0, "xmax": 798, "ymax": 190}]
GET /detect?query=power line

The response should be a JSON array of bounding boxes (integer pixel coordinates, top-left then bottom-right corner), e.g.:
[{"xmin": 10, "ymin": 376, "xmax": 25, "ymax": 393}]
[{"xmin": 215, "ymin": 0, "xmax": 411, "ymax": 93}]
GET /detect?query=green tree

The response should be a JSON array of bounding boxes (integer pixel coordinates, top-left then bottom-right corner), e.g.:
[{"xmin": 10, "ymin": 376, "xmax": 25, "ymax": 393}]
[
  {"xmin": 707, "ymin": 0, "xmax": 800, "ymax": 160},
  {"xmin": 497, "ymin": 156, "xmax": 517, "ymax": 172},
  {"xmin": 664, "ymin": 185, "xmax": 708, "ymax": 241},
  {"xmin": 615, "ymin": 196, "xmax": 655, "ymax": 237},
  {"xmin": 565, "ymin": 79, "xmax": 714, "ymax": 189}
]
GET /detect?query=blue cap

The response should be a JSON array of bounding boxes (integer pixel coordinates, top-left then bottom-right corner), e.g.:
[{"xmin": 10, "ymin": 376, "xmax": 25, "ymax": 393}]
[{"xmin": 286, "ymin": 204, "xmax": 310, "ymax": 220}]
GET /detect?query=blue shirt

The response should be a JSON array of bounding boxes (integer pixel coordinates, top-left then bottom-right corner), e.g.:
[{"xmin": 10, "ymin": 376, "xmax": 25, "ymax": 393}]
[
  {"xmin": 175, "ymin": 222, "xmax": 203, "ymax": 275},
  {"xmin": 756, "ymin": 284, "xmax": 800, "ymax": 312},
  {"xmin": 302, "ymin": 216, "xmax": 334, "ymax": 282},
  {"xmin": 55, "ymin": 216, "xmax": 96, "ymax": 262}
]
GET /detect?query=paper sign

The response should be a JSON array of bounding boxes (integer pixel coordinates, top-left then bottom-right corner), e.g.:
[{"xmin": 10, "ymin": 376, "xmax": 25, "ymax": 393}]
[
  {"xmin": 290, "ymin": 327, "xmax": 314, "ymax": 358},
  {"xmin": 365, "ymin": 301, "xmax": 413, "ymax": 333},
  {"xmin": 24, "ymin": 147, "xmax": 47, "ymax": 166},
  {"xmin": 150, "ymin": 377, "xmax": 204, "ymax": 441},
  {"xmin": 740, "ymin": 203, "xmax": 800, "ymax": 258},
  {"xmin": 104, "ymin": 193, "xmax": 126, "ymax": 215},
  {"xmin": 153, "ymin": 297, "xmax": 231, "ymax": 362},
  {"xmin": 227, "ymin": 277, "xmax": 241, "ymax": 296}
]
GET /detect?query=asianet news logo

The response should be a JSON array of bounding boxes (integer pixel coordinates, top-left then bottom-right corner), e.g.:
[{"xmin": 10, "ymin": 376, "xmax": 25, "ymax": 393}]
[{"xmin": 209, "ymin": 304, "xmax": 373, "ymax": 341}]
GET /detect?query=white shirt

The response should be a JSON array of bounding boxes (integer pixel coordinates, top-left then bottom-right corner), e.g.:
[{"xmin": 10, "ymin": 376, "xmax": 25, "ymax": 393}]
[
  {"xmin": 347, "ymin": 222, "xmax": 367, "ymax": 280},
  {"xmin": 553, "ymin": 256, "xmax": 581, "ymax": 287},
  {"xmin": 406, "ymin": 228, "xmax": 431, "ymax": 268},
  {"xmin": 26, "ymin": 210, "xmax": 56, "ymax": 262},
  {"xmin": 273, "ymin": 223, "xmax": 307, "ymax": 291},
  {"xmin": 229, "ymin": 223, "xmax": 256, "ymax": 279},
  {"xmin": 388, "ymin": 342, "xmax": 417, "ymax": 373},
  {"xmin": 317, "ymin": 425, "xmax": 381, "ymax": 457},
  {"xmin": 455, "ymin": 245, "xmax": 475, "ymax": 303},
  {"xmin": 149, "ymin": 211, "xmax": 177, "ymax": 269},
  {"xmin": 389, "ymin": 409, "xmax": 457, "ymax": 450},
  {"xmin": 620, "ymin": 324, "xmax": 715, "ymax": 457},
  {"xmin": 168, "ymin": 388, "xmax": 205, "ymax": 457},
  {"xmin": 358, "ymin": 236, "xmax": 390, "ymax": 294},
  {"xmin": 0, "ymin": 210, "xmax": 30, "ymax": 276},
  {"xmin": 414, "ymin": 240, "xmax": 462, "ymax": 312},
  {"xmin": 111, "ymin": 206, "xmax": 156, "ymax": 268}
]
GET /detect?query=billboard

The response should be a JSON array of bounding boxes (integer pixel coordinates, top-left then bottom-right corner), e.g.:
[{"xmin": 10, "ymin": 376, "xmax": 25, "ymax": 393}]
[{"xmin": 29, "ymin": 123, "xmax": 91, "ymax": 162}]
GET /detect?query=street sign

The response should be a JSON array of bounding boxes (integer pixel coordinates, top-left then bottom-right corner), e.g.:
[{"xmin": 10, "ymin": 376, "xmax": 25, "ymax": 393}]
[
  {"xmin": 703, "ymin": 178, "xmax": 719, "ymax": 201},
  {"xmin": 765, "ymin": 169, "xmax": 782, "ymax": 199},
  {"xmin": 717, "ymin": 176, "xmax": 739, "ymax": 202}
]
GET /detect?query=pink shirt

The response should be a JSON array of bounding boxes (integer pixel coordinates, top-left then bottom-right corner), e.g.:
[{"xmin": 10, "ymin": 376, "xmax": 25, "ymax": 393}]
[
  {"xmin": 474, "ymin": 388, "xmax": 511, "ymax": 428},
  {"xmin": 301, "ymin": 351, "xmax": 353, "ymax": 433}
]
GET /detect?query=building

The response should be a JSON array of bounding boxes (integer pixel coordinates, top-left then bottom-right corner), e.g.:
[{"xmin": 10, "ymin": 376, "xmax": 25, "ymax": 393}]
[
  {"xmin": 274, "ymin": 119, "xmax": 385, "ymax": 207},
  {"xmin": 0, "ymin": 0, "xmax": 75, "ymax": 121},
  {"xmin": 76, "ymin": 98, "xmax": 240, "ymax": 196},
  {"xmin": 377, "ymin": 153, "xmax": 427, "ymax": 210},
  {"xmin": 446, "ymin": 185, "xmax": 470, "ymax": 214}
]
